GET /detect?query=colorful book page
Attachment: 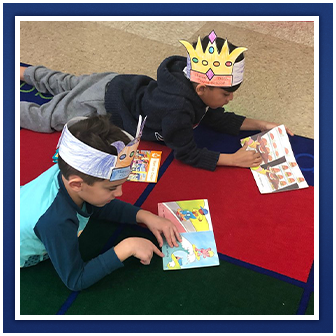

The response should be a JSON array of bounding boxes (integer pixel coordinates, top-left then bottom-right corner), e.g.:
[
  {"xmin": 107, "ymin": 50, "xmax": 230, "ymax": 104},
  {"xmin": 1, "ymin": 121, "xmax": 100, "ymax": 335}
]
[
  {"xmin": 241, "ymin": 125, "xmax": 309, "ymax": 194},
  {"xmin": 128, "ymin": 150, "xmax": 162, "ymax": 183},
  {"xmin": 162, "ymin": 231, "xmax": 220, "ymax": 270},
  {"xmin": 158, "ymin": 199, "xmax": 213, "ymax": 233},
  {"xmin": 158, "ymin": 199, "xmax": 219, "ymax": 271}
]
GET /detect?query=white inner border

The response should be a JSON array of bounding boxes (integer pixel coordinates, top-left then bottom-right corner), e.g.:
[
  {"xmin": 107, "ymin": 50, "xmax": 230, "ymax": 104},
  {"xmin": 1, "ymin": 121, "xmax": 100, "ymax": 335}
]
[{"xmin": 15, "ymin": 16, "xmax": 319, "ymax": 322}]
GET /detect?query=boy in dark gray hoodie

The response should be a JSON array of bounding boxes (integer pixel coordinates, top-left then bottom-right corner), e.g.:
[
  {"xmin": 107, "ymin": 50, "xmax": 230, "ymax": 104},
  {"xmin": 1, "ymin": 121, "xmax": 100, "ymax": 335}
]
[{"xmin": 20, "ymin": 32, "xmax": 293, "ymax": 171}]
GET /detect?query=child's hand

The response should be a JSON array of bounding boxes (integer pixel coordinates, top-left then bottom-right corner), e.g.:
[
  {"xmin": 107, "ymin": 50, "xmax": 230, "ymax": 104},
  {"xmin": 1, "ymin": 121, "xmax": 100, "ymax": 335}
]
[
  {"xmin": 114, "ymin": 237, "xmax": 164, "ymax": 265},
  {"xmin": 146, "ymin": 216, "xmax": 182, "ymax": 248},
  {"xmin": 232, "ymin": 142, "xmax": 263, "ymax": 168},
  {"xmin": 136, "ymin": 210, "xmax": 182, "ymax": 248},
  {"xmin": 259, "ymin": 121, "xmax": 294, "ymax": 136}
]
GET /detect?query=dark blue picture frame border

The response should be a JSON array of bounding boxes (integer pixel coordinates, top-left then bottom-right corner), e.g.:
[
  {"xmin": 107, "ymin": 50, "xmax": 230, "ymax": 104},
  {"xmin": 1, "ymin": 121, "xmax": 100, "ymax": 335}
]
[{"xmin": 4, "ymin": 2, "xmax": 332, "ymax": 333}]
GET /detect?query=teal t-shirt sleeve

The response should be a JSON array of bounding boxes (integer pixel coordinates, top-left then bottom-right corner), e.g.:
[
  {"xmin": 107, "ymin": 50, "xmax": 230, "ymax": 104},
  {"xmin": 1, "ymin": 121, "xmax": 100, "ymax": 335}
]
[
  {"xmin": 35, "ymin": 194, "xmax": 124, "ymax": 291},
  {"xmin": 91, "ymin": 199, "xmax": 140, "ymax": 224}
]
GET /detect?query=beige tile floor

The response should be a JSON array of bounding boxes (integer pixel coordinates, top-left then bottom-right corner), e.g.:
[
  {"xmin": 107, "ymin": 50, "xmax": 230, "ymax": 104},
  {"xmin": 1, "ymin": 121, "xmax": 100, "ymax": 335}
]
[{"xmin": 20, "ymin": 20, "xmax": 314, "ymax": 138}]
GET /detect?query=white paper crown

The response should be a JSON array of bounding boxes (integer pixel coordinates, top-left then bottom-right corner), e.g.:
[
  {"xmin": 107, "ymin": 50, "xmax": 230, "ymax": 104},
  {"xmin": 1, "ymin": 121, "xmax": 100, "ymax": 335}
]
[
  {"xmin": 180, "ymin": 30, "xmax": 247, "ymax": 87},
  {"xmin": 56, "ymin": 116, "xmax": 146, "ymax": 181}
]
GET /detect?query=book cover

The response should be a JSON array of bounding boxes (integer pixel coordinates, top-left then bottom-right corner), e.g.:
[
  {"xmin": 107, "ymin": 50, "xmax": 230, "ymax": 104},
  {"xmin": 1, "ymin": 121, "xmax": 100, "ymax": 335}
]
[
  {"xmin": 128, "ymin": 150, "xmax": 162, "ymax": 183},
  {"xmin": 158, "ymin": 199, "xmax": 220, "ymax": 270},
  {"xmin": 241, "ymin": 125, "xmax": 309, "ymax": 194}
]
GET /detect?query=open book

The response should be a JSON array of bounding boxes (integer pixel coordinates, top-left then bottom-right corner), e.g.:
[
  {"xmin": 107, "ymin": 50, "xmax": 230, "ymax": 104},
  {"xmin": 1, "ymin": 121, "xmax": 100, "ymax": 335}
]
[
  {"xmin": 158, "ymin": 199, "xmax": 220, "ymax": 271},
  {"xmin": 128, "ymin": 150, "xmax": 162, "ymax": 183},
  {"xmin": 241, "ymin": 125, "xmax": 309, "ymax": 194}
]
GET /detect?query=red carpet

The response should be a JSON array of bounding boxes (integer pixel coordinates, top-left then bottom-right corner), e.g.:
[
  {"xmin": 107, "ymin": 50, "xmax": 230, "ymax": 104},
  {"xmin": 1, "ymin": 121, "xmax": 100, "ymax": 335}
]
[
  {"xmin": 21, "ymin": 129, "xmax": 314, "ymax": 282},
  {"xmin": 20, "ymin": 130, "xmax": 61, "ymax": 185},
  {"xmin": 141, "ymin": 159, "xmax": 314, "ymax": 282}
]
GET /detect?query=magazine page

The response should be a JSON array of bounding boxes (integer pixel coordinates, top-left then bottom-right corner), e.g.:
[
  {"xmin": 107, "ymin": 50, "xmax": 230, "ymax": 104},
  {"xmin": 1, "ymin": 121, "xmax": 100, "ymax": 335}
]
[{"xmin": 241, "ymin": 125, "xmax": 309, "ymax": 194}]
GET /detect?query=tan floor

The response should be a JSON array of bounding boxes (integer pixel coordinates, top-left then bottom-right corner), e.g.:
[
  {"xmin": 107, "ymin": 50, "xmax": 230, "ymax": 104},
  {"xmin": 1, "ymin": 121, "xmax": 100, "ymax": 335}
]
[{"xmin": 20, "ymin": 20, "xmax": 314, "ymax": 138}]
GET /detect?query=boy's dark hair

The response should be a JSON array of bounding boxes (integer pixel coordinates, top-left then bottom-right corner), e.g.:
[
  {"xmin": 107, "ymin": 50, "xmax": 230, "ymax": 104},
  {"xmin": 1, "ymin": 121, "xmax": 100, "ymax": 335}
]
[
  {"xmin": 192, "ymin": 35, "xmax": 245, "ymax": 92},
  {"xmin": 58, "ymin": 115, "xmax": 131, "ymax": 185}
]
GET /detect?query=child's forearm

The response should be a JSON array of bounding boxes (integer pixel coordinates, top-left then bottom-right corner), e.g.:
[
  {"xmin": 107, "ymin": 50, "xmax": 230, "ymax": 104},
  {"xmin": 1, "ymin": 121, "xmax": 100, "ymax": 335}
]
[
  {"xmin": 240, "ymin": 118, "xmax": 294, "ymax": 136},
  {"xmin": 240, "ymin": 117, "xmax": 265, "ymax": 131},
  {"xmin": 136, "ymin": 209, "xmax": 154, "ymax": 225}
]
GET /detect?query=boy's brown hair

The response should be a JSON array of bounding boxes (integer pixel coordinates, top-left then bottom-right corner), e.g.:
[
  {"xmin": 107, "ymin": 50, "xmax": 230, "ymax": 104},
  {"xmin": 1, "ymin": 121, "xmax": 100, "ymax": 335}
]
[{"xmin": 58, "ymin": 115, "xmax": 131, "ymax": 185}]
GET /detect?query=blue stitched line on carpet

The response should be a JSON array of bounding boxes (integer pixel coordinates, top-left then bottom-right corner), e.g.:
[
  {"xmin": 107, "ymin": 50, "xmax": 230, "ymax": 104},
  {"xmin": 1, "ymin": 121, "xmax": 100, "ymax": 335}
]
[
  {"xmin": 56, "ymin": 291, "xmax": 80, "ymax": 315},
  {"xmin": 133, "ymin": 150, "xmax": 175, "ymax": 208},
  {"xmin": 296, "ymin": 262, "xmax": 314, "ymax": 314},
  {"xmin": 218, "ymin": 253, "xmax": 314, "ymax": 315},
  {"xmin": 218, "ymin": 253, "xmax": 307, "ymax": 288}
]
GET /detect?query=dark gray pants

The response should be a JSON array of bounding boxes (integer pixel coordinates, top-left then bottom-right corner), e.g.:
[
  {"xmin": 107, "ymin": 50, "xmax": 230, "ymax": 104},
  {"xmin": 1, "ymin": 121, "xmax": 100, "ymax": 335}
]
[{"xmin": 20, "ymin": 65, "xmax": 118, "ymax": 133}]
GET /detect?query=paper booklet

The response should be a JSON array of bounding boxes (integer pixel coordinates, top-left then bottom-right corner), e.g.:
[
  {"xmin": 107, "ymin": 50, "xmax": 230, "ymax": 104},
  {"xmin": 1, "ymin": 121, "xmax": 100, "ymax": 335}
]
[
  {"xmin": 241, "ymin": 125, "xmax": 309, "ymax": 194},
  {"xmin": 158, "ymin": 199, "xmax": 220, "ymax": 271},
  {"xmin": 128, "ymin": 150, "xmax": 162, "ymax": 183}
]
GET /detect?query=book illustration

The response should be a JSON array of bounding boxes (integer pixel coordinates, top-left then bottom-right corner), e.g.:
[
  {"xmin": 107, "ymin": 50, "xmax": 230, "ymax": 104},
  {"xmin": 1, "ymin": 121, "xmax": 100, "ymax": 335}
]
[
  {"xmin": 158, "ymin": 199, "xmax": 213, "ymax": 233},
  {"xmin": 158, "ymin": 199, "xmax": 219, "ymax": 271},
  {"xmin": 241, "ymin": 125, "xmax": 309, "ymax": 194},
  {"xmin": 127, "ymin": 150, "xmax": 162, "ymax": 183},
  {"xmin": 162, "ymin": 231, "xmax": 219, "ymax": 270}
]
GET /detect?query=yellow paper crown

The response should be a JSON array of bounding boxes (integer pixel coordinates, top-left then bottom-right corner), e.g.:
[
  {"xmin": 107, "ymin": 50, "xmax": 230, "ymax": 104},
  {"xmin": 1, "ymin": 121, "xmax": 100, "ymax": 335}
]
[{"xmin": 180, "ymin": 30, "xmax": 247, "ymax": 87}]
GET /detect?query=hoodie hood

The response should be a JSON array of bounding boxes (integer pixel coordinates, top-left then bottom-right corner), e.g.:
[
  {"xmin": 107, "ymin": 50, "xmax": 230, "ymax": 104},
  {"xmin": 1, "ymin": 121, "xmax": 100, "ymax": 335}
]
[{"xmin": 156, "ymin": 56, "xmax": 204, "ymax": 106}]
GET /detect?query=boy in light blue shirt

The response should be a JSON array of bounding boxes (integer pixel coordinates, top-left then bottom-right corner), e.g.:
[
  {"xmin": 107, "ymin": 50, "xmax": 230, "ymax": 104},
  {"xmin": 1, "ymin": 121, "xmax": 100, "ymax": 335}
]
[{"xmin": 20, "ymin": 115, "xmax": 181, "ymax": 291}]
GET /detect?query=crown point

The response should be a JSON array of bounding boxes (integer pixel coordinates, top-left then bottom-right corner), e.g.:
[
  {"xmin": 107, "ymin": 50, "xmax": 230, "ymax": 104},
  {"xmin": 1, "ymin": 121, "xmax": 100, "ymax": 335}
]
[{"xmin": 208, "ymin": 30, "xmax": 217, "ymax": 44}]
